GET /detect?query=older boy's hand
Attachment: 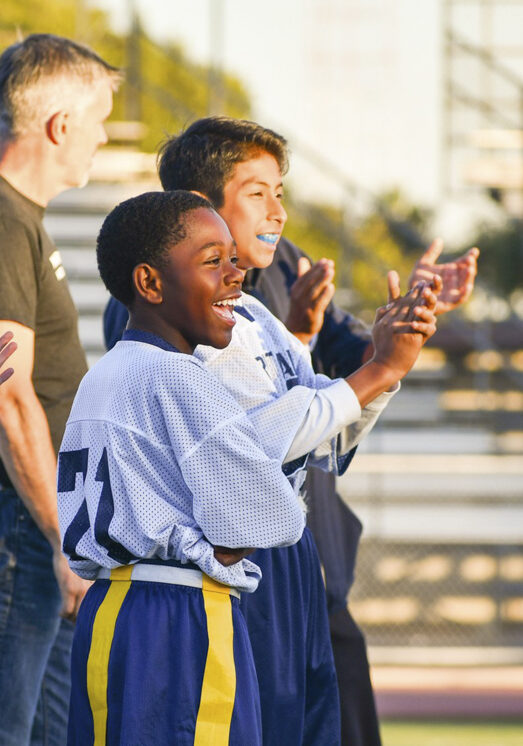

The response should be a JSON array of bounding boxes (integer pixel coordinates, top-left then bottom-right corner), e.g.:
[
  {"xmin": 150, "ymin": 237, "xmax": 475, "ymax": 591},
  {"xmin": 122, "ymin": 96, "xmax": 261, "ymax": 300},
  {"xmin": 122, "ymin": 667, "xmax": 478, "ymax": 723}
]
[
  {"xmin": 286, "ymin": 257, "xmax": 335, "ymax": 345},
  {"xmin": 214, "ymin": 546, "xmax": 254, "ymax": 566},
  {"xmin": 409, "ymin": 239, "xmax": 479, "ymax": 316}
]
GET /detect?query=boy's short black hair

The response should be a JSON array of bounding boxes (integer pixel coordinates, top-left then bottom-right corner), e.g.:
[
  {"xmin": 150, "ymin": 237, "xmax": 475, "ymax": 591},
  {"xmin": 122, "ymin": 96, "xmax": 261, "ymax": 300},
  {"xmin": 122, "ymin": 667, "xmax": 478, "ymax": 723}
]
[
  {"xmin": 158, "ymin": 116, "xmax": 289, "ymax": 209},
  {"xmin": 97, "ymin": 190, "xmax": 212, "ymax": 308}
]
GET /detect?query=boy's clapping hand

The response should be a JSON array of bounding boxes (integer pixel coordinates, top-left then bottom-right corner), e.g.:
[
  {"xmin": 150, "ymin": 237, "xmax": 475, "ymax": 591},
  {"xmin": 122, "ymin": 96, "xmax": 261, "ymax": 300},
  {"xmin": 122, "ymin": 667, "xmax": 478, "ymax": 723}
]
[
  {"xmin": 285, "ymin": 257, "xmax": 336, "ymax": 345},
  {"xmin": 409, "ymin": 238, "xmax": 479, "ymax": 316},
  {"xmin": 370, "ymin": 271, "xmax": 439, "ymax": 385}
]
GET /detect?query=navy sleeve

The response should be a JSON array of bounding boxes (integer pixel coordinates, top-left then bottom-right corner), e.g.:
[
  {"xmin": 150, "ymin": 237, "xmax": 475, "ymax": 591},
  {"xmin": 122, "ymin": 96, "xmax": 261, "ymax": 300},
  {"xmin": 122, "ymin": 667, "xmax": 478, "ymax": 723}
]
[
  {"xmin": 103, "ymin": 297, "xmax": 129, "ymax": 350},
  {"xmin": 312, "ymin": 304, "xmax": 371, "ymax": 379}
]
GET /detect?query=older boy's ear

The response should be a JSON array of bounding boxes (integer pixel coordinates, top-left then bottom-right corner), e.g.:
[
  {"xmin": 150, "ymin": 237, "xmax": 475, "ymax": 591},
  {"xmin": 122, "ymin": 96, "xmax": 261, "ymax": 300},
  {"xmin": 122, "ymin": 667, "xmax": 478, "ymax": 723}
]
[
  {"xmin": 46, "ymin": 111, "xmax": 68, "ymax": 145},
  {"xmin": 133, "ymin": 264, "xmax": 163, "ymax": 305}
]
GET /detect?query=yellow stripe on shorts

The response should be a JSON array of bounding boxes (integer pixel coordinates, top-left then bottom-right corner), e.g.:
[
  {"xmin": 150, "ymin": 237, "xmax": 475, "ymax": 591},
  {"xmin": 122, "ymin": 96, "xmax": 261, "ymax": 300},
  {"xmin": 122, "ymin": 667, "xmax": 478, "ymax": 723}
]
[
  {"xmin": 86, "ymin": 565, "xmax": 133, "ymax": 746},
  {"xmin": 194, "ymin": 575, "xmax": 236, "ymax": 746}
]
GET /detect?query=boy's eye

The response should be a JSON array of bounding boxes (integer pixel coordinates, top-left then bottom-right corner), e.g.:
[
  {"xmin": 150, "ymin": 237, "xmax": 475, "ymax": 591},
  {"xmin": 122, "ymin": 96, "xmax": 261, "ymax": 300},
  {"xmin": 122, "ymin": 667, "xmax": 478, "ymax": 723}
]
[
  {"xmin": 230, "ymin": 256, "xmax": 239, "ymax": 265},
  {"xmin": 205, "ymin": 256, "xmax": 221, "ymax": 265}
]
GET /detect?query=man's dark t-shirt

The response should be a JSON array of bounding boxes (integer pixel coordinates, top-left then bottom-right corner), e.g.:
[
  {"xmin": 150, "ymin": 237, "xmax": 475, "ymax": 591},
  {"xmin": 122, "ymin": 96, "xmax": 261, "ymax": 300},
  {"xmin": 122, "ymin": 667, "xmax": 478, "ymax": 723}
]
[{"xmin": 0, "ymin": 176, "xmax": 88, "ymax": 485}]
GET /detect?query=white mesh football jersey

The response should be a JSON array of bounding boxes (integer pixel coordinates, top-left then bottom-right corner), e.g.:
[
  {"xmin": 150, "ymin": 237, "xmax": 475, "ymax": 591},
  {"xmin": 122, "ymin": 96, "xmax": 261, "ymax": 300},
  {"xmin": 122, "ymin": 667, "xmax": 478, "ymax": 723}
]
[
  {"xmin": 195, "ymin": 293, "xmax": 396, "ymax": 475},
  {"xmin": 57, "ymin": 334, "xmax": 305, "ymax": 592}
]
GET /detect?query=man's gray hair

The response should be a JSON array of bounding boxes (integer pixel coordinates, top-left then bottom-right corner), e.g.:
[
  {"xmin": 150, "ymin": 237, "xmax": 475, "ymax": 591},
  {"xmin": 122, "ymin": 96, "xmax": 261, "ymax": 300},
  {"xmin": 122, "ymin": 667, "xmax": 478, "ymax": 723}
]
[{"xmin": 0, "ymin": 33, "xmax": 121, "ymax": 141}]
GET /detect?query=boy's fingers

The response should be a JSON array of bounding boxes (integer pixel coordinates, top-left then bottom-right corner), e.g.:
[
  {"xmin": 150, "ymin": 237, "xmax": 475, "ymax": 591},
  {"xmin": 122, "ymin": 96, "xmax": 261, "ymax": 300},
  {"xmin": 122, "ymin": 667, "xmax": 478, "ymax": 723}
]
[
  {"xmin": 387, "ymin": 270, "xmax": 401, "ymax": 303},
  {"xmin": 308, "ymin": 267, "xmax": 335, "ymax": 303},
  {"xmin": 0, "ymin": 368, "xmax": 14, "ymax": 385},
  {"xmin": 413, "ymin": 306, "xmax": 436, "ymax": 323},
  {"xmin": 392, "ymin": 319, "xmax": 436, "ymax": 336},
  {"xmin": 0, "ymin": 330, "xmax": 14, "ymax": 347},
  {"xmin": 412, "ymin": 320, "xmax": 437, "ymax": 337},
  {"xmin": 294, "ymin": 260, "xmax": 333, "ymax": 294},
  {"xmin": 0, "ymin": 341, "xmax": 17, "ymax": 366},
  {"xmin": 214, "ymin": 546, "xmax": 254, "ymax": 566},
  {"xmin": 375, "ymin": 305, "xmax": 389, "ymax": 321},
  {"xmin": 297, "ymin": 256, "xmax": 312, "ymax": 277},
  {"xmin": 315, "ymin": 282, "xmax": 335, "ymax": 307},
  {"xmin": 430, "ymin": 274, "xmax": 443, "ymax": 294},
  {"xmin": 420, "ymin": 237, "xmax": 444, "ymax": 265}
]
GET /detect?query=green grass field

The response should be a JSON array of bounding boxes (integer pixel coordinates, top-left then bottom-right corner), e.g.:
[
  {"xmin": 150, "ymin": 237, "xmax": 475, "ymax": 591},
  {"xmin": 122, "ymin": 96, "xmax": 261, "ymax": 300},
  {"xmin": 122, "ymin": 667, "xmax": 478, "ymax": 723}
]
[{"xmin": 380, "ymin": 720, "xmax": 523, "ymax": 746}]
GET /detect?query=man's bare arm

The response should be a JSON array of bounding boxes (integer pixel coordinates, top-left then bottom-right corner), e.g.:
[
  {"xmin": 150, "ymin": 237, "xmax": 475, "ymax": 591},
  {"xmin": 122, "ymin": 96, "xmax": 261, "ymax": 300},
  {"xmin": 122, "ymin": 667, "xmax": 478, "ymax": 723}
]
[{"xmin": 0, "ymin": 320, "xmax": 89, "ymax": 619}]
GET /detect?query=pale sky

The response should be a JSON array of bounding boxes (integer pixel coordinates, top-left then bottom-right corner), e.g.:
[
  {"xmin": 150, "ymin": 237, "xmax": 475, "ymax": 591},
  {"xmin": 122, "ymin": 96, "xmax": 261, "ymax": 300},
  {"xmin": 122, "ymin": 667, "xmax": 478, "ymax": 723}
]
[{"xmin": 92, "ymin": 0, "xmax": 519, "ymax": 233}]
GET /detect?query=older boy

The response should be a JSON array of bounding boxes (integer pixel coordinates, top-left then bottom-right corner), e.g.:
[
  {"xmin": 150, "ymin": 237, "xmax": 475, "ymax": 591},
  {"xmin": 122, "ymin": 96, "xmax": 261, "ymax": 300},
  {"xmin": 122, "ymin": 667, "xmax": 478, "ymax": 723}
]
[{"xmin": 59, "ymin": 190, "xmax": 307, "ymax": 746}]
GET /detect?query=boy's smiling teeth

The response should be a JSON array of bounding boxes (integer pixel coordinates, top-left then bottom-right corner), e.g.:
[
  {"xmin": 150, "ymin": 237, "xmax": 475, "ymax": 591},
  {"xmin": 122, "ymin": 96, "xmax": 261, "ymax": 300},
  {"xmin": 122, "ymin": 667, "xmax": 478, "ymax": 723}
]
[
  {"xmin": 256, "ymin": 233, "xmax": 279, "ymax": 245},
  {"xmin": 212, "ymin": 296, "xmax": 241, "ymax": 324},
  {"xmin": 213, "ymin": 298, "xmax": 236, "ymax": 307}
]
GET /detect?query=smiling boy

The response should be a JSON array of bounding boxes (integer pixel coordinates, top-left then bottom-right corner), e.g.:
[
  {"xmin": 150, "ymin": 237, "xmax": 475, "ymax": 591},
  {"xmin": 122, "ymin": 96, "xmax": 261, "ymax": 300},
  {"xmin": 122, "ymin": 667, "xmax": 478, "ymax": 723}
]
[
  {"xmin": 59, "ymin": 190, "xmax": 308, "ymax": 746},
  {"xmin": 156, "ymin": 121, "xmax": 441, "ymax": 746},
  {"xmin": 103, "ymin": 120, "xmax": 442, "ymax": 745},
  {"xmin": 102, "ymin": 119, "xmax": 441, "ymax": 745}
]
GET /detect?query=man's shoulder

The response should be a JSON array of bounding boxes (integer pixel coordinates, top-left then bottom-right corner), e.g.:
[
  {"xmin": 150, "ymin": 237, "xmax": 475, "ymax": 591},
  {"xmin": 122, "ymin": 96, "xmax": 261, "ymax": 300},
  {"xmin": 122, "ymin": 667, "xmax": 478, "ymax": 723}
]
[
  {"xmin": 0, "ymin": 177, "xmax": 41, "ymax": 226},
  {"xmin": 0, "ymin": 181, "xmax": 43, "ymax": 252}
]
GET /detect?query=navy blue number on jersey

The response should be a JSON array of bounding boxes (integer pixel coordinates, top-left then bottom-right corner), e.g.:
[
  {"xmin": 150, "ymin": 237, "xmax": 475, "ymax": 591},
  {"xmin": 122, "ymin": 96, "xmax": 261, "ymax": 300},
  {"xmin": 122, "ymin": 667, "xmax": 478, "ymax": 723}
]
[
  {"xmin": 59, "ymin": 447, "xmax": 134, "ymax": 564},
  {"xmin": 254, "ymin": 349, "xmax": 298, "ymax": 389}
]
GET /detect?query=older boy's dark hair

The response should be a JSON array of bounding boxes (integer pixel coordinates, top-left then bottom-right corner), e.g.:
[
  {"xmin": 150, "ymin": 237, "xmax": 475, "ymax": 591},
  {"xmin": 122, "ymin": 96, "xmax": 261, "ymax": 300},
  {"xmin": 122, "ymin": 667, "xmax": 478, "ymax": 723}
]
[
  {"xmin": 158, "ymin": 116, "xmax": 289, "ymax": 208},
  {"xmin": 97, "ymin": 190, "xmax": 212, "ymax": 308}
]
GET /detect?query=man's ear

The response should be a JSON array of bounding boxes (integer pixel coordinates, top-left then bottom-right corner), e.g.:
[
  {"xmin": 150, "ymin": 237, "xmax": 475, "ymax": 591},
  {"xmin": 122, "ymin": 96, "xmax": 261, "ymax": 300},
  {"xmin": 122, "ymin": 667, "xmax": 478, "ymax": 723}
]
[
  {"xmin": 46, "ymin": 111, "xmax": 68, "ymax": 145},
  {"xmin": 133, "ymin": 264, "xmax": 163, "ymax": 305}
]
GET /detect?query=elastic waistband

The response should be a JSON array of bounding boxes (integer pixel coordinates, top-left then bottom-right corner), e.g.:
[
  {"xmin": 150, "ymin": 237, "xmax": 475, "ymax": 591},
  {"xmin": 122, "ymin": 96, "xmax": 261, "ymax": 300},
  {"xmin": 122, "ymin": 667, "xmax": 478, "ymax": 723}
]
[{"xmin": 97, "ymin": 563, "xmax": 240, "ymax": 599}]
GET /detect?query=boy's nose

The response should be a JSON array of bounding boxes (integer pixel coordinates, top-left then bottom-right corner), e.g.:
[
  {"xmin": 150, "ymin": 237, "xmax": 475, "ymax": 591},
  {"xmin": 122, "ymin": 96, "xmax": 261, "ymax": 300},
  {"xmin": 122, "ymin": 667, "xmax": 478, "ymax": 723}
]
[
  {"xmin": 268, "ymin": 196, "xmax": 287, "ymax": 223},
  {"xmin": 225, "ymin": 262, "xmax": 244, "ymax": 285}
]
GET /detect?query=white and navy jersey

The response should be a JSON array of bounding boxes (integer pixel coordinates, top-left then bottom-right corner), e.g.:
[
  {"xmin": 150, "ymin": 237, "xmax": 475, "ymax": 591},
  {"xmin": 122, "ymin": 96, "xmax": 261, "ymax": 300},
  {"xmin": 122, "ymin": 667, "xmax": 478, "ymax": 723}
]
[
  {"xmin": 57, "ymin": 330, "xmax": 305, "ymax": 592},
  {"xmin": 195, "ymin": 294, "xmax": 396, "ymax": 476}
]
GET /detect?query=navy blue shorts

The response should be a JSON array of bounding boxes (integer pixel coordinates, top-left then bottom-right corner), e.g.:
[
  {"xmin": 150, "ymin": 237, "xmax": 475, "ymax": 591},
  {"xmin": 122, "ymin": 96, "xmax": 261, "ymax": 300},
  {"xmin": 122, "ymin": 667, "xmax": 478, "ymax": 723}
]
[
  {"xmin": 67, "ymin": 567, "xmax": 261, "ymax": 745},
  {"xmin": 241, "ymin": 526, "xmax": 341, "ymax": 745}
]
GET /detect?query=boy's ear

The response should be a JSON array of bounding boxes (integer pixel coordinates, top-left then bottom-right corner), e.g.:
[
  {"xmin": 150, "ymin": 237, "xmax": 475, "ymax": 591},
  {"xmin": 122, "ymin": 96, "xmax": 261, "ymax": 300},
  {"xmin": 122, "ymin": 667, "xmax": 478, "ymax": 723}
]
[
  {"xmin": 133, "ymin": 264, "xmax": 163, "ymax": 305},
  {"xmin": 46, "ymin": 111, "xmax": 68, "ymax": 145}
]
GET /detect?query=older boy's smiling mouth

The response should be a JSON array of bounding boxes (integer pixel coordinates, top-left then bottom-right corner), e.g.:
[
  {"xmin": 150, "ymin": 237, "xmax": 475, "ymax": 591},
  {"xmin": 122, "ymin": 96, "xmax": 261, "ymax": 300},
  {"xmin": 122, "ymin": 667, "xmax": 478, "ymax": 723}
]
[{"xmin": 256, "ymin": 233, "xmax": 279, "ymax": 246}]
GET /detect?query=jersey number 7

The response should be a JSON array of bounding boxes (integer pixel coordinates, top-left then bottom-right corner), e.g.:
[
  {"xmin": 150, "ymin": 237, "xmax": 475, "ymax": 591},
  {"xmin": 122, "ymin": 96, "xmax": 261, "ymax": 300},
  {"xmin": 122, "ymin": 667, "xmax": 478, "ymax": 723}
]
[{"xmin": 58, "ymin": 447, "xmax": 134, "ymax": 564}]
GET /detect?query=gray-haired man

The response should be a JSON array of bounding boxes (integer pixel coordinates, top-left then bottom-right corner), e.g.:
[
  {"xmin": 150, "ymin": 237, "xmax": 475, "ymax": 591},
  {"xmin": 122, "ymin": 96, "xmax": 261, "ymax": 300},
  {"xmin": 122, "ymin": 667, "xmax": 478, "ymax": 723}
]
[{"xmin": 0, "ymin": 34, "xmax": 120, "ymax": 745}]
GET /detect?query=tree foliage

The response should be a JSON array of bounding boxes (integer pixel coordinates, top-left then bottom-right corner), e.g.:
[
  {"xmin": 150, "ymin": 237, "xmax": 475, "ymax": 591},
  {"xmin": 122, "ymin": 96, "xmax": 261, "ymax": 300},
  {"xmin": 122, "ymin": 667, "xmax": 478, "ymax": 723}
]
[{"xmin": 465, "ymin": 219, "xmax": 523, "ymax": 297}]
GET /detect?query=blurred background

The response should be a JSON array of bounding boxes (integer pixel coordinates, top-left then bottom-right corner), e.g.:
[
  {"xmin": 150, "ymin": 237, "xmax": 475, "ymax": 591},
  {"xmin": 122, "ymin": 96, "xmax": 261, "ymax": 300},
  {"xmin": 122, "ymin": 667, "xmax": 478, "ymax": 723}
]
[{"xmin": 2, "ymin": 1, "xmax": 522, "ymax": 742}]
